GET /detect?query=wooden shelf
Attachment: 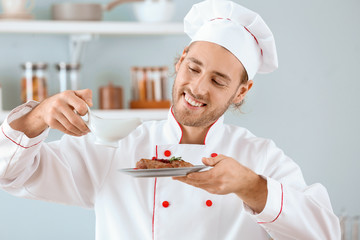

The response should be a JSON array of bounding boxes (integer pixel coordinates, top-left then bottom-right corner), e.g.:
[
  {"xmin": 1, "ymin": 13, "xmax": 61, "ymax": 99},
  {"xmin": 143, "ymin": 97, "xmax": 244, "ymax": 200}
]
[
  {"xmin": 130, "ymin": 100, "xmax": 171, "ymax": 109},
  {"xmin": 0, "ymin": 20, "xmax": 184, "ymax": 35},
  {"xmin": 0, "ymin": 109, "xmax": 168, "ymax": 124}
]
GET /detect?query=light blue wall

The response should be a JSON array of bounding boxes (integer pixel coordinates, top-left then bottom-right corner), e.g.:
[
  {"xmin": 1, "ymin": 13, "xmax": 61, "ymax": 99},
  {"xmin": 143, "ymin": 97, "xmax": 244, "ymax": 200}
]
[{"xmin": 1, "ymin": 0, "xmax": 359, "ymax": 239}]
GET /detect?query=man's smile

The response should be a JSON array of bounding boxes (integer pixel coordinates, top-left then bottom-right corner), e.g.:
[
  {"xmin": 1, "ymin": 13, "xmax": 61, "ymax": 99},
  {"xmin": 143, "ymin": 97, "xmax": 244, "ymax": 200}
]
[{"xmin": 183, "ymin": 92, "xmax": 207, "ymax": 107}]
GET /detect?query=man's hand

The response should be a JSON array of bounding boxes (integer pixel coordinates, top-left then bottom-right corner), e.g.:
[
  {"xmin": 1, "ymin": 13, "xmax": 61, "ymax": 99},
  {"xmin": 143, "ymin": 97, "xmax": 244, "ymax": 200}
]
[
  {"xmin": 10, "ymin": 89, "xmax": 93, "ymax": 138},
  {"xmin": 173, "ymin": 154, "xmax": 268, "ymax": 213}
]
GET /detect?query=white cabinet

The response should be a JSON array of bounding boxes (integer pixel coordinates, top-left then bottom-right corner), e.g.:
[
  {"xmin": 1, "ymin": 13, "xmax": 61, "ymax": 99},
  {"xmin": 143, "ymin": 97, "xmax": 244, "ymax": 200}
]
[{"xmin": 0, "ymin": 20, "xmax": 184, "ymax": 122}]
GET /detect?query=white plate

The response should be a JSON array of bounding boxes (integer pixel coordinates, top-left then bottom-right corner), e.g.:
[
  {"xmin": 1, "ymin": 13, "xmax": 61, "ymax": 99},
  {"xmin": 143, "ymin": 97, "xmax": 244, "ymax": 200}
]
[{"xmin": 118, "ymin": 165, "xmax": 208, "ymax": 178}]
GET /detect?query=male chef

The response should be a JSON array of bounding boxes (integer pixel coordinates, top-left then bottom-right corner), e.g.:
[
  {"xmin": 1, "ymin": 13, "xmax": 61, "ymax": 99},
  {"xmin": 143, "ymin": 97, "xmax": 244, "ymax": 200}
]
[{"xmin": 0, "ymin": 0, "xmax": 340, "ymax": 239}]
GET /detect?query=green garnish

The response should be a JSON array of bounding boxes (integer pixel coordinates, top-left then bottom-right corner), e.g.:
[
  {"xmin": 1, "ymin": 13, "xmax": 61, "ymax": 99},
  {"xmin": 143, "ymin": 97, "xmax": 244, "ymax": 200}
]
[{"xmin": 169, "ymin": 156, "xmax": 182, "ymax": 162}]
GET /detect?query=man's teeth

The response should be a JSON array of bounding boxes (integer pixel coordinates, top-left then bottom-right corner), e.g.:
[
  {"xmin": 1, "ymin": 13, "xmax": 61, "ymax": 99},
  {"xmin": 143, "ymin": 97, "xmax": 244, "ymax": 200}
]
[{"xmin": 185, "ymin": 94, "xmax": 204, "ymax": 107}]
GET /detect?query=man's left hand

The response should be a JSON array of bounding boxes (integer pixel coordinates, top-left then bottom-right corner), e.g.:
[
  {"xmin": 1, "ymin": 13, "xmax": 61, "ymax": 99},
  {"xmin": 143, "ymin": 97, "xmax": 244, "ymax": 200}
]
[{"xmin": 173, "ymin": 154, "xmax": 268, "ymax": 213}]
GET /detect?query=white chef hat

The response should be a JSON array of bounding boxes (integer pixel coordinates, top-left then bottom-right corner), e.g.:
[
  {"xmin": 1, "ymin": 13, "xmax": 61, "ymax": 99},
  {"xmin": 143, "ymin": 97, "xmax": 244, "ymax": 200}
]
[{"xmin": 184, "ymin": 0, "xmax": 278, "ymax": 80}]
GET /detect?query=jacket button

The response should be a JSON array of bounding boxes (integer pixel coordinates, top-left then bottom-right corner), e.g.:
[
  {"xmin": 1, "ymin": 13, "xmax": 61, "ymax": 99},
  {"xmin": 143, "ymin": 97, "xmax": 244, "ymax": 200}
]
[
  {"xmin": 162, "ymin": 201, "xmax": 170, "ymax": 208},
  {"xmin": 211, "ymin": 153, "xmax": 218, "ymax": 158},
  {"xmin": 206, "ymin": 200, "xmax": 213, "ymax": 207},
  {"xmin": 164, "ymin": 150, "xmax": 171, "ymax": 157}
]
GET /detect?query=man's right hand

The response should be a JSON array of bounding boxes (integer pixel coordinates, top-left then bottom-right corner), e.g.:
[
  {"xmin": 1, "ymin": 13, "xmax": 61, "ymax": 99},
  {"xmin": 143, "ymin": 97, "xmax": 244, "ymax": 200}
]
[{"xmin": 10, "ymin": 89, "xmax": 93, "ymax": 138}]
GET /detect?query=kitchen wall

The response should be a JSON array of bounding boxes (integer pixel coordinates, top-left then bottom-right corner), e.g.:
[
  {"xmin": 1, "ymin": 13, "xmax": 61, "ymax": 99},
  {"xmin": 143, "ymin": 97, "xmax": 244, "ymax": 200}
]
[{"xmin": 0, "ymin": 0, "xmax": 359, "ymax": 239}]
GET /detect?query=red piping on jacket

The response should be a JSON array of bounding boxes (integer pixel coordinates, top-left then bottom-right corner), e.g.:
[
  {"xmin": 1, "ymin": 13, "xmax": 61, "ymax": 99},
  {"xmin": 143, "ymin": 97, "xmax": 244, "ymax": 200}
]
[
  {"xmin": 203, "ymin": 119, "xmax": 218, "ymax": 145},
  {"xmin": 152, "ymin": 145, "xmax": 160, "ymax": 239},
  {"xmin": 170, "ymin": 106, "xmax": 183, "ymax": 144},
  {"xmin": 155, "ymin": 145, "xmax": 158, "ymax": 159},
  {"xmin": 258, "ymin": 183, "xmax": 284, "ymax": 224},
  {"xmin": 1, "ymin": 125, "xmax": 42, "ymax": 149},
  {"xmin": 170, "ymin": 106, "xmax": 218, "ymax": 145},
  {"xmin": 152, "ymin": 177, "xmax": 158, "ymax": 240}
]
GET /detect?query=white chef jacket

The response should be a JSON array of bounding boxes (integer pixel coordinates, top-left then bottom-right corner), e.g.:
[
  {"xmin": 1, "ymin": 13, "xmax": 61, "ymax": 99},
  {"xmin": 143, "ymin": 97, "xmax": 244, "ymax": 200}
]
[{"xmin": 0, "ymin": 102, "xmax": 340, "ymax": 240}]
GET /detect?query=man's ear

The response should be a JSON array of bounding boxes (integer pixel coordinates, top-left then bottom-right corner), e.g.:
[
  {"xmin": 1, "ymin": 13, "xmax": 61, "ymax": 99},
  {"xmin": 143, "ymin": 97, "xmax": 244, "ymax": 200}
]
[
  {"xmin": 232, "ymin": 80, "xmax": 253, "ymax": 104},
  {"xmin": 175, "ymin": 47, "xmax": 189, "ymax": 72}
]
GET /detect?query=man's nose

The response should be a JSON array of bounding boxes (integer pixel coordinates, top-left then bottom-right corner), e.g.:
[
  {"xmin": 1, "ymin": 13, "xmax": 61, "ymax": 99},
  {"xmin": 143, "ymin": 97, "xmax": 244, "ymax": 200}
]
[{"xmin": 189, "ymin": 74, "xmax": 208, "ymax": 96}]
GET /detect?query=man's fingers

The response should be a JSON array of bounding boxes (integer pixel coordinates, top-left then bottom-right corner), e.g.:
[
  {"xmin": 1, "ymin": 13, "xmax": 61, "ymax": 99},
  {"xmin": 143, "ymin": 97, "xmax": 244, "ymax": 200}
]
[
  {"xmin": 74, "ymin": 89, "xmax": 93, "ymax": 108},
  {"xmin": 173, "ymin": 175, "xmax": 214, "ymax": 190},
  {"xmin": 61, "ymin": 106, "xmax": 89, "ymax": 133},
  {"xmin": 187, "ymin": 170, "xmax": 213, "ymax": 180},
  {"xmin": 173, "ymin": 170, "xmax": 214, "ymax": 184},
  {"xmin": 52, "ymin": 111, "xmax": 84, "ymax": 136},
  {"xmin": 63, "ymin": 91, "xmax": 90, "ymax": 116},
  {"xmin": 50, "ymin": 119, "xmax": 82, "ymax": 137}
]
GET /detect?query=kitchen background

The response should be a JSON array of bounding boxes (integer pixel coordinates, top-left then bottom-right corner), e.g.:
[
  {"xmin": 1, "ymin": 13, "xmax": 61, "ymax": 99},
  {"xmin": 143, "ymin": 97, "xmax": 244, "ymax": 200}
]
[{"xmin": 0, "ymin": 0, "xmax": 359, "ymax": 239}]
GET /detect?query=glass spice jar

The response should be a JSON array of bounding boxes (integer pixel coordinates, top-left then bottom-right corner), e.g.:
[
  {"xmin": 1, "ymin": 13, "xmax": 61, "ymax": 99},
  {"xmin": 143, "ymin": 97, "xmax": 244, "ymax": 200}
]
[
  {"xmin": 55, "ymin": 62, "xmax": 81, "ymax": 93},
  {"xmin": 21, "ymin": 62, "xmax": 48, "ymax": 103}
]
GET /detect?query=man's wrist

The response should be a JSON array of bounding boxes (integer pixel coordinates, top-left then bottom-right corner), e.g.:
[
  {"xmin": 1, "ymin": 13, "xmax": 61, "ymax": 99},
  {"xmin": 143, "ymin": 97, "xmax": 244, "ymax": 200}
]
[
  {"xmin": 236, "ymin": 174, "xmax": 268, "ymax": 213},
  {"xmin": 10, "ymin": 107, "xmax": 48, "ymax": 138}
]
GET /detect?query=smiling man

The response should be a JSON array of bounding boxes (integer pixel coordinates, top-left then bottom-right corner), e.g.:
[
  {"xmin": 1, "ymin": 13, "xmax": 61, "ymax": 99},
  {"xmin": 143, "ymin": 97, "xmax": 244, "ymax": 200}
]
[
  {"xmin": 172, "ymin": 41, "xmax": 252, "ymax": 142},
  {"xmin": 0, "ymin": 0, "xmax": 340, "ymax": 239}
]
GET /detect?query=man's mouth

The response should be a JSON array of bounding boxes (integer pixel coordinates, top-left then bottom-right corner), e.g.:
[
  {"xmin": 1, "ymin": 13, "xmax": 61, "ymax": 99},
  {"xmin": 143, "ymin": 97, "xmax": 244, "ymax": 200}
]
[{"xmin": 184, "ymin": 93, "xmax": 206, "ymax": 107}]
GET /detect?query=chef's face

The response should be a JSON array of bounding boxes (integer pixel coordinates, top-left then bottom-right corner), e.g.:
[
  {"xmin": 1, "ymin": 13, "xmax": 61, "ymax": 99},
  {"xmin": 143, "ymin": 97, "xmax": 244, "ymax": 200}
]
[{"xmin": 172, "ymin": 41, "xmax": 253, "ymax": 128}]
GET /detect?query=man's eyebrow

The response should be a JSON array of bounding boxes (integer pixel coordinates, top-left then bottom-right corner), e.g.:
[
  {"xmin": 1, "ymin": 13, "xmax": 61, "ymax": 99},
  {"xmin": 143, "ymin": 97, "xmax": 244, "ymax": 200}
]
[
  {"xmin": 213, "ymin": 71, "xmax": 231, "ymax": 83},
  {"xmin": 188, "ymin": 57, "xmax": 203, "ymax": 66},
  {"xmin": 188, "ymin": 57, "xmax": 231, "ymax": 82}
]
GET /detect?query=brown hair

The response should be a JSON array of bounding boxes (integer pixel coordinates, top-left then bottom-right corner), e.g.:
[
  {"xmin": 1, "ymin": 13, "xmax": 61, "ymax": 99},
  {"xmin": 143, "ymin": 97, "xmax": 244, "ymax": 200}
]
[{"xmin": 232, "ymin": 67, "xmax": 248, "ymax": 109}]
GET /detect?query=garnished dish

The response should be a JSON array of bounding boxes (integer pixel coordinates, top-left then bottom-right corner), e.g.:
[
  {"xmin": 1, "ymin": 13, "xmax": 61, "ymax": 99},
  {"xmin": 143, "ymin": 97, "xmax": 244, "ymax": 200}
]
[
  {"xmin": 136, "ymin": 156, "xmax": 194, "ymax": 169},
  {"xmin": 118, "ymin": 156, "xmax": 207, "ymax": 178}
]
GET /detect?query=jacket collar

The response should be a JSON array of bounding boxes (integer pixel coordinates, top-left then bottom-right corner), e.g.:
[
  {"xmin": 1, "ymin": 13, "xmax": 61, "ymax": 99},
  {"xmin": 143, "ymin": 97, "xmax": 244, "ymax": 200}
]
[{"xmin": 166, "ymin": 106, "xmax": 225, "ymax": 145}]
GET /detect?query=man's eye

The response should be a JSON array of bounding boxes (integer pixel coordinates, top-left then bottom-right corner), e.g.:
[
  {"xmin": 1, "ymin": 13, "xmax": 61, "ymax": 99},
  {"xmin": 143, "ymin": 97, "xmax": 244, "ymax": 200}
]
[
  {"xmin": 212, "ymin": 79, "xmax": 225, "ymax": 87},
  {"xmin": 188, "ymin": 67, "xmax": 199, "ymax": 73}
]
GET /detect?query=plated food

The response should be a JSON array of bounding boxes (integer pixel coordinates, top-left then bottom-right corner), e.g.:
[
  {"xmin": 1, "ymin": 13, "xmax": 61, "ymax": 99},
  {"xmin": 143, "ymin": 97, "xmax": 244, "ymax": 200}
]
[
  {"xmin": 119, "ymin": 156, "xmax": 206, "ymax": 177},
  {"xmin": 136, "ymin": 156, "xmax": 194, "ymax": 169}
]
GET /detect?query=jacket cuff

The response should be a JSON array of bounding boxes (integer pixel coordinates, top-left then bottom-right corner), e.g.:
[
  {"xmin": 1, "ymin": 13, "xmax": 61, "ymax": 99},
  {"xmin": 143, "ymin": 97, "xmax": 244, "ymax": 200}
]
[
  {"xmin": 244, "ymin": 177, "xmax": 283, "ymax": 224},
  {"xmin": 1, "ymin": 101, "xmax": 49, "ymax": 148}
]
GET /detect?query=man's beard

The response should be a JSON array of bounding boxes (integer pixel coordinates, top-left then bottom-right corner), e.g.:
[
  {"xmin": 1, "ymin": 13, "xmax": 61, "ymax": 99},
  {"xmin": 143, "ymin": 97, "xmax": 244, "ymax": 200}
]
[{"xmin": 172, "ymin": 84, "xmax": 235, "ymax": 128}]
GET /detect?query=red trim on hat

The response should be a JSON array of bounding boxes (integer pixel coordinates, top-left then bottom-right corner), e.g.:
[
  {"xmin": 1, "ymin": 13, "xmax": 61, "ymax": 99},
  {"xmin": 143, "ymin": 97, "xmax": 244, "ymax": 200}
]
[
  {"xmin": 244, "ymin": 26, "xmax": 259, "ymax": 44},
  {"xmin": 210, "ymin": 17, "xmax": 231, "ymax": 21},
  {"xmin": 258, "ymin": 183, "xmax": 283, "ymax": 224},
  {"xmin": 244, "ymin": 26, "xmax": 264, "ymax": 56}
]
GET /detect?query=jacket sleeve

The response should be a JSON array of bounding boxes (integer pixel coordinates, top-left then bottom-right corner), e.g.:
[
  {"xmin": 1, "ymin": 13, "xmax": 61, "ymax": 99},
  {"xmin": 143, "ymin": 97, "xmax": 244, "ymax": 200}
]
[
  {"xmin": 0, "ymin": 102, "xmax": 115, "ymax": 208},
  {"xmin": 243, "ymin": 140, "xmax": 341, "ymax": 240}
]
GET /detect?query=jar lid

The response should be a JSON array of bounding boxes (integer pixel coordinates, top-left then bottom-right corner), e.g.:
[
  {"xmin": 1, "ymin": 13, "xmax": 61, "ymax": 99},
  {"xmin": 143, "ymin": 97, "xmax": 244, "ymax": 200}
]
[
  {"xmin": 55, "ymin": 62, "xmax": 81, "ymax": 71},
  {"xmin": 21, "ymin": 62, "xmax": 48, "ymax": 70}
]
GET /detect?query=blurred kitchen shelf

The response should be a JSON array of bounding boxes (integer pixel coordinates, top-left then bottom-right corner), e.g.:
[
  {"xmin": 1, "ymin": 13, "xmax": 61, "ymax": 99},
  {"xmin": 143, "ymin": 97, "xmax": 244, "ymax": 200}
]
[
  {"xmin": 0, "ymin": 20, "xmax": 184, "ymax": 35},
  {"xmin": 0, "ymin": 21, "xmax": 175, "ymax": 124},
  {"xmin": 0, "ymin": 109, "xmax": 168, "ymax": 124}
]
